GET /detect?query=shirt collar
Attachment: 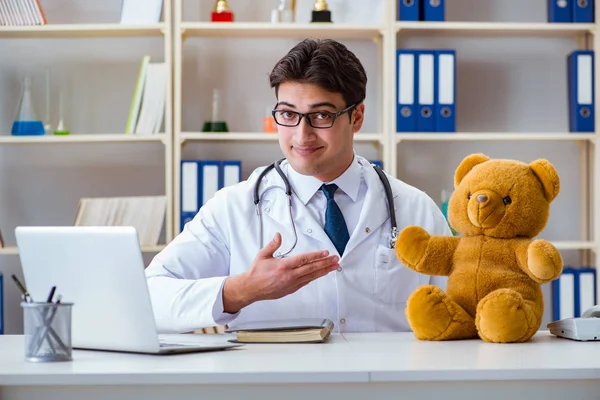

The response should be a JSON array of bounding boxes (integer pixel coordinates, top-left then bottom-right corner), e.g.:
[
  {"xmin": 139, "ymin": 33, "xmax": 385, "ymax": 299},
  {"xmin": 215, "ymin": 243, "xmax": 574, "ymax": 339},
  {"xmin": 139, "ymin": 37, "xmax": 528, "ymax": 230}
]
[{"xmin": 285, "ymin": 154, "xmax": 362, "ymax": 205}]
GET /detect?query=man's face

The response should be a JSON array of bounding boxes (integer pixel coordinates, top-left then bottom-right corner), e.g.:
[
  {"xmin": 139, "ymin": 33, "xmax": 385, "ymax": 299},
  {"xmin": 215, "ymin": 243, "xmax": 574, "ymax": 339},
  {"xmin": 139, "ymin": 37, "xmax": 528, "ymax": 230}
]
[{"xmin": 275, "ymin": 82, "xmax": 365, "ymax": 182}]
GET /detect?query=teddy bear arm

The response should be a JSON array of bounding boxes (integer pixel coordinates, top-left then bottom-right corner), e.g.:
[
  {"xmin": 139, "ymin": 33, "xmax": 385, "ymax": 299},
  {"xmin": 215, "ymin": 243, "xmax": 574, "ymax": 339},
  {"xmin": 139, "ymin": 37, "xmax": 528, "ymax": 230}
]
[
  {"xmin": 413, "ymin": 236, "xmax": 461, "ymax": 276},
  {"xmin": 396, "ymin": 226, "xmax": 460, "ymax": 275},
  {"xmin": 515, "ymin": 241, "xmax": 543, "ymax": 283},
  {"xmin": 515, "ymin": 240, "xmax": 563, "ymax": 283}
]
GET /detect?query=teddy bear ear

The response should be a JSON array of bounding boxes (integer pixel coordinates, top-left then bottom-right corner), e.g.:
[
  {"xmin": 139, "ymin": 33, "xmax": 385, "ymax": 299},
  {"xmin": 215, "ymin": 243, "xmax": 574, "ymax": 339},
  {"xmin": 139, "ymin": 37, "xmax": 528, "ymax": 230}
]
[
  {"xmin": 529, "ymin": 159, "xmax": 560, "ymax": 202},
  {"xmin": 454, "ymin": 153, "xmax": 490, "ymax": 187}
]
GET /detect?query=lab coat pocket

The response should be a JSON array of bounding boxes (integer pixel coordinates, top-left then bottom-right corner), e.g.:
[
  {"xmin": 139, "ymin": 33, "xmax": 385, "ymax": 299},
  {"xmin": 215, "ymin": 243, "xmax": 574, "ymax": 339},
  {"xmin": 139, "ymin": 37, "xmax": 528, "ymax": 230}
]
[{"xmin": 374, "ymin": 244, "xmax": 419, "ymax": 304}]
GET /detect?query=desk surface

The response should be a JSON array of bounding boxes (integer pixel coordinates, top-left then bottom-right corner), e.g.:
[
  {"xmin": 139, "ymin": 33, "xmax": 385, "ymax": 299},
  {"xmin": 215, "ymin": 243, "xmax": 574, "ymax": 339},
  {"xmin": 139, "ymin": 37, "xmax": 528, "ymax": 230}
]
[{"xmin": 1, "ymin": 331, "xmax": 600, "ymax": 386}]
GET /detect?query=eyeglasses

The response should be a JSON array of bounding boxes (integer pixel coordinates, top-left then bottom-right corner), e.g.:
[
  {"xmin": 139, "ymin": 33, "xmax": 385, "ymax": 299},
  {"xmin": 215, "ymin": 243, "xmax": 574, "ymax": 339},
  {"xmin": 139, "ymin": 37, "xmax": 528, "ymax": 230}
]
[{"xmin": 271, "ymin": 103, "xmax": 357, "ymax": 129}]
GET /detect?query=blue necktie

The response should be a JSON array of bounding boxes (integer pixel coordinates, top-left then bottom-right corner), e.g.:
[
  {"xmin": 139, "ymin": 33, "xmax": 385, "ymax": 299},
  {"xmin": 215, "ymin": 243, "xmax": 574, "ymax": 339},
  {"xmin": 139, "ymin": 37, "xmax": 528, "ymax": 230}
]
[{"xmin": 320, "ymin": 184, "xmax": 350, "ymax": 256}]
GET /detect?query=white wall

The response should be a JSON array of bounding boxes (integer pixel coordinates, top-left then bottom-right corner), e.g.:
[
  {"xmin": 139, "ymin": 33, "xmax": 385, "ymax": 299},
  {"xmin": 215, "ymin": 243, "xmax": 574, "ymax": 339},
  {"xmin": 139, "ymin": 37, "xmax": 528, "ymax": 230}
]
[{"xmin": 0, "ymin": 0, "xmax": 589, "ymax": 333}]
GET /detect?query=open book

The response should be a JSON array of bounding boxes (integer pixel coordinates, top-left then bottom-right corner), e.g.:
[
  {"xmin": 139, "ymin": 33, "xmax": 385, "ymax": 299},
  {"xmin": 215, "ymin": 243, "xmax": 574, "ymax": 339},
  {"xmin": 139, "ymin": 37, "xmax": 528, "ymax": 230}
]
[{"xmin": 225, "ymin": 318, "xmax": 334, "ymax": 343}]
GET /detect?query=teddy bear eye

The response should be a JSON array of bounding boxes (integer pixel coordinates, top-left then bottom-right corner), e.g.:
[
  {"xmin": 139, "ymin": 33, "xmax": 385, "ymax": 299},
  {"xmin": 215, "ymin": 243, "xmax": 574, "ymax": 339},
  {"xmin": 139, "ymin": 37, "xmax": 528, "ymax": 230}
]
[
  {"xmin": 468, "ymin": 193, "xmax": 472, "ymax": 200},
  {"xmin": 503, "ymin": 196, "xmax": 512, "ymax": 205}
]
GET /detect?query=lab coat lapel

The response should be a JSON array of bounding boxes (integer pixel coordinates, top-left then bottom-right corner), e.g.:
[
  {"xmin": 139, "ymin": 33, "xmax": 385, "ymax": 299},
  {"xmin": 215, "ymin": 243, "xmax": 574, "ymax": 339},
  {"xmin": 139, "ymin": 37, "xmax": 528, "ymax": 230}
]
[
  {"xmin": 261, "ymin": 175, "xmax": 335, "ymax": 255},
  {"xmin": 291, "ymin": 200, "xmax": 336, "ymax": 253},
  {"xmin": 343, "ymin": 167, "xmax": 398, "ymax": 257},
  {"xmin": 258, "ymin": 172, "xmax": 291, "ymax": 231}
]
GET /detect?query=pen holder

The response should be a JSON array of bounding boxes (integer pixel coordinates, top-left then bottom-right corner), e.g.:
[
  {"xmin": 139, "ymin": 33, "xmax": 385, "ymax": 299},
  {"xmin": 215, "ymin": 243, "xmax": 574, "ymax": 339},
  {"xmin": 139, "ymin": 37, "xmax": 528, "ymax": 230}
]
[{"xmin": 21, "ymin": 302, "xmax": 73, "ymax": 362}]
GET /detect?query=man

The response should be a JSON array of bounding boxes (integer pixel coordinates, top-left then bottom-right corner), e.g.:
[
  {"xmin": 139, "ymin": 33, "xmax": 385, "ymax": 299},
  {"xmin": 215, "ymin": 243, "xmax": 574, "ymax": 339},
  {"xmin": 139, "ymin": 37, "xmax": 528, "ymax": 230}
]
[{"xmin": 145, "ymin": 38, "xmax": 451, "ymax": 334}]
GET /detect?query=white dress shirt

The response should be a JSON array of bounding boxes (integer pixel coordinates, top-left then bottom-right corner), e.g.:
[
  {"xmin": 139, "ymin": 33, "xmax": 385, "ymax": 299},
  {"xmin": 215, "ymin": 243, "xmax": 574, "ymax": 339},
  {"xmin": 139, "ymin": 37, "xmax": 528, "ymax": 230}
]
[{"xmin": 288, "ymin": 154, "xmax": 366, "ymax": 240}]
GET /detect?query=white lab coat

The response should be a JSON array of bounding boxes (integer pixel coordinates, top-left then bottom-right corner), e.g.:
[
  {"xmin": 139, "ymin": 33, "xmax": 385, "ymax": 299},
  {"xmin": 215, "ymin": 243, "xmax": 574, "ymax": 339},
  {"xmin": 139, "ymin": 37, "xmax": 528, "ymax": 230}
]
[{"xmin": 146, "ymin": 156, "xmax": 451, "ymax": 333}]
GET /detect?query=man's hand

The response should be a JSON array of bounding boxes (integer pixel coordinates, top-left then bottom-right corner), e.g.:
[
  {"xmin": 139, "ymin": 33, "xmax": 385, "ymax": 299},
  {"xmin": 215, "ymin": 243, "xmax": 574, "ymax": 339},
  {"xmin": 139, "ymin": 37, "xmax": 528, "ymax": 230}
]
[{"xmin": 223, "ymin": 233, "xmax": 339, "ymax": 314}]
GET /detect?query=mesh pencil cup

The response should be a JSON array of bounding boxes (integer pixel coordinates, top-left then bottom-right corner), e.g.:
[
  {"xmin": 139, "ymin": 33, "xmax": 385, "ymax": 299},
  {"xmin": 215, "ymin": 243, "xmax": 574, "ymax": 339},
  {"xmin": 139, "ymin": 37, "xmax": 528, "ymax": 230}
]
[{"xmin": 21, "ymin": 301, "xmax": 73, "ymax": 362}]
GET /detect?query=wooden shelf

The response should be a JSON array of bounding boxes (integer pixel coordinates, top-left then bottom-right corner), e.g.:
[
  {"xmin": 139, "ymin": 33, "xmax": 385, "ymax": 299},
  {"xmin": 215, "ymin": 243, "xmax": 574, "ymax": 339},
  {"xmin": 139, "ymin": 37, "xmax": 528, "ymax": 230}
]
[
  {"xmin": 181, "ymin": 132, "xmax": 384, "ymax": 144},
  {"xmin": 396, "ymin": 132, "xmax": 596, "ymax": 142},
  {"xmin": 0, "ymin": 134, "xmax": 168, "ymax": 144},
  {"xmin": 180, "ymin": 22, "xmax": 383, "ymax": 40},
  {"xmin": 551, "ymin": 241, "xmax": 596, "ymax": 251},
  {"xmin": 139, "ymin": 245, "xmax": 166, "ymax": 253},
  {"xmin": 0, "ymin": 244, "xmax": 165, "ymax": 256},
  {"xmin": 0, "ymin": 23, "xmax": 167, "ymax": 39},
  {"xmin": 395, "ymin": 21, "xmax": 595, "ymax": 37}
]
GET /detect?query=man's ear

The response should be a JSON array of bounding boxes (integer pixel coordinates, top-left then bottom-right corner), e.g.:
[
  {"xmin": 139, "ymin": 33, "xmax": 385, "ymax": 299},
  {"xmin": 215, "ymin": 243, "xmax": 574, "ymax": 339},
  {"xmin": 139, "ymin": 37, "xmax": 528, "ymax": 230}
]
[
  {"xmin": 529, "ymin": 159, "xmax": 560, "ymax": 202},
  {"xmin": 454, "ymin": 153, "xmax": 490, "ymax": 187},
  {"xmin": 351, "ymin": 103, "xmax": 365, "ymax": 133}
]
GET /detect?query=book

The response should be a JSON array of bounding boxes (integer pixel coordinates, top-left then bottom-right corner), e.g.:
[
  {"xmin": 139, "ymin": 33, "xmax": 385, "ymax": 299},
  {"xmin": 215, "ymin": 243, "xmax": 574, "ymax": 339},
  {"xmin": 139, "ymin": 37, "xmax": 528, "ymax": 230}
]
[
  {"xmin": 225, "ymin": 318, "xmax": 334, "ymax": 343},
  {"xmin": 0, "ymin": 0, "xmax": 46, "ymax": 26},
  {"xmin": 134, "ymin": 62, "xmax": 167, "ymax": 135},
  {"xmin": 125, "ymin": 55, "xmax": 150, "ymax": 134},
  {"xmin": 120, "ymin": 0, "xmax": 163, "ymax": 24}
]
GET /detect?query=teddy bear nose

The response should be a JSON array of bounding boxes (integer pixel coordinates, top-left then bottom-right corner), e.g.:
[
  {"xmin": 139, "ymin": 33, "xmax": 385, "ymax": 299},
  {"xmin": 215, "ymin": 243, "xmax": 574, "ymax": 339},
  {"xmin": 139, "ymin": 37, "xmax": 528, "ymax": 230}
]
[{"xmin": 477, "ymin": 195, "xmax": 488, "ymax": 203}]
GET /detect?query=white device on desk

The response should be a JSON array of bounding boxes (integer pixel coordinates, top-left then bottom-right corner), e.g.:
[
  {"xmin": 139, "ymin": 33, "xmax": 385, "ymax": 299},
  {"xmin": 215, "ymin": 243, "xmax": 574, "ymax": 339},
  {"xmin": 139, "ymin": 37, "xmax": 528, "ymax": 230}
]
[
  {"xmin": 547, "ymin": 305, "xmax": 600, "ymax": 341},
  {"xmin": 15, "ymin": 226, "xmax": 243, "ymax": 355}
]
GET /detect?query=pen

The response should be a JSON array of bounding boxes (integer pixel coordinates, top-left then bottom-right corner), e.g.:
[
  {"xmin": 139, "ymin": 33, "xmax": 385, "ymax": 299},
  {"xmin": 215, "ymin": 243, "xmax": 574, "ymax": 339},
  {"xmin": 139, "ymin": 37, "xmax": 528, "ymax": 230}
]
[
  {"xmin": 32, "ymin": 294, "xmax": 68, "ymax": 356},
  {"xmin": 35, "ymin": 286, "xmax": 57, "ymax": 348},
  {"xmin": 11, "ymin": 274, "xmax": 33, "ymax": 303},
  {"xmin": 46, "ymin": 286, "xmax": 56, "ymax": 304}
]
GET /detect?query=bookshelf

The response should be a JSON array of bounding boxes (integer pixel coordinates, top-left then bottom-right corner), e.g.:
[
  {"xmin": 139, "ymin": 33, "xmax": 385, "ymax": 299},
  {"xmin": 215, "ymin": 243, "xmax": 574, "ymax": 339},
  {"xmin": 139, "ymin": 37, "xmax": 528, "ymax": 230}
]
[
  {"xmin": 0, "ymin": 0, "xmax": 596, "ymax": 333},
  {"xmin": 180, "ymin": 21, "xmax": 384, "ymax": 39},
  {"xmin": 0, "ymin": 0, "xmax": 174, "ymax": 255},
  {"xmin": 0, "ymin": 23, "xmax": 168, "ymax": 39},
  {"xmin": 179, "ymin": 132, "xmax": 384, "ymax": 143},
  {"xmin": 172, "ymin": 0, "xmax": 600, "ymax": 304},
  {"xmin": 0, "ymin": 133, "xmax": 168, "ymax": 144},
  {"xmin": 395, "ymin": 132, "xmax": 595, "ymax": 142},
  {"xmin": 394, "ymin": 21, "xmax": 596, "ymax": 37}
]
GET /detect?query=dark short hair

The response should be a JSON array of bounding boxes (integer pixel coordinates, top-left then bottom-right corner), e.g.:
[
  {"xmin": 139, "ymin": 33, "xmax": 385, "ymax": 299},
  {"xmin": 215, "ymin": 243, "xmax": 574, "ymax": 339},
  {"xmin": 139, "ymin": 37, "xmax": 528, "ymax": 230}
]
[{"xmin": 269, "ymin": 38, "xmax": 367, "ymax": 107}]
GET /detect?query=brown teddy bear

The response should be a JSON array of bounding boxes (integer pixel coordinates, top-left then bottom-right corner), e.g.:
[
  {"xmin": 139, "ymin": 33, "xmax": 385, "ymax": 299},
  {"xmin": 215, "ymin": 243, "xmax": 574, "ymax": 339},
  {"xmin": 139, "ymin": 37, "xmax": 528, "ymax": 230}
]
[{"xmin": 395, "ymin": 153, "xmax": 563, "ymax": 343}]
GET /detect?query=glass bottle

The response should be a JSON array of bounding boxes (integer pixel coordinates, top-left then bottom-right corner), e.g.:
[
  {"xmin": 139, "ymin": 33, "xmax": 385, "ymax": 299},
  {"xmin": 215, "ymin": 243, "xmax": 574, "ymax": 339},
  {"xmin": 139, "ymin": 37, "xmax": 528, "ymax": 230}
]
[
  {"xmin": 202, "ymin": 88, "xmax": 228, "ymax": 132},
  {"xmin": 44, "ymin": 69, "xmax": 52, "ymax": 134},
  {"xmin": 54, "ymin": 89, "xmax": 69, "ymax": 135},
  {"xmin": 11, "ymin": 77, "xmax": 45, "ymax": 136},
  {"xmin": 272, "ymin": 0, "xmax": 294, "ymax": 23}
]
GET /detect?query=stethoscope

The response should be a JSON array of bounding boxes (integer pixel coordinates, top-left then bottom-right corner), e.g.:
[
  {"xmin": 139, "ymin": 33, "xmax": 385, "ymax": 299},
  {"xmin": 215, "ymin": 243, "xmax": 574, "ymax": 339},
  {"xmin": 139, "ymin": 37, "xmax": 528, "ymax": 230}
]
[{"xmin": 253, "ymin": 158, "xmax": 399, "ymax": 258}]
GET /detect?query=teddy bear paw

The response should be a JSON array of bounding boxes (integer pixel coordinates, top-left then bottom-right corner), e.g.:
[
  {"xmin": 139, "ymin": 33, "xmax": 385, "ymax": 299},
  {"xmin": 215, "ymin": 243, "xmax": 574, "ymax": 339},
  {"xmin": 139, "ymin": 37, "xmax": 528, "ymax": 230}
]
[
  {"xmin": 527, "ymin": 240, "xmax": 563, "ymax": 283},
  {"xmin": 395, "ymin": 226, "xmax": 430, "ymax": 270},
  {"xmin": 476, "ymin": 289, "xmax": 541, "ymax": 343},
  {"xmin": 406, "ymin": 285, "xmax": 477, "ymax": 341}
]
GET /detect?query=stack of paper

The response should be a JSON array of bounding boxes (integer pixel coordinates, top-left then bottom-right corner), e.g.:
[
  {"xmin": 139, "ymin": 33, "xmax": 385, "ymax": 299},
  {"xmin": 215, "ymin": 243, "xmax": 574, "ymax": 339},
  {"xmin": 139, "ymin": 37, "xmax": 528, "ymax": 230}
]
[{"xmin": 73, "ymin": 195, "xmax": 166, "ymax": 246}]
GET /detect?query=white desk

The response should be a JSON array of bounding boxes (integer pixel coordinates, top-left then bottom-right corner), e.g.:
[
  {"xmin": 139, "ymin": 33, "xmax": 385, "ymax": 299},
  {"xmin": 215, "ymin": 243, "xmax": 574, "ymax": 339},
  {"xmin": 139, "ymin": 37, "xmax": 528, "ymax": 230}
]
[{"xmin": 0, "ymin": 331, "xmax": 599, "ymax": 400}]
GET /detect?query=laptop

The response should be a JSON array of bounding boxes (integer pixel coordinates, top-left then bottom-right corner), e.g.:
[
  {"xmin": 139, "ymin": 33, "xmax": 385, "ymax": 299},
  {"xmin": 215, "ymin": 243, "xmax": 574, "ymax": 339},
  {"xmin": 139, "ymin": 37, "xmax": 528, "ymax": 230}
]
[{"xmin": 15, "ymin": 226, "xmax": 243, "ymax": 355}]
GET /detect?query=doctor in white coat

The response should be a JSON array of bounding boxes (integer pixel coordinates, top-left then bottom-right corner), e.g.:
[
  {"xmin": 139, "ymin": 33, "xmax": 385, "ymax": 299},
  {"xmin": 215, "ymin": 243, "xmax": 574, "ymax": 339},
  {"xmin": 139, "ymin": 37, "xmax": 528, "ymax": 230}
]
[{"xmin": 145, "ymin": 38, "xmax": 451, "ymax": 334}]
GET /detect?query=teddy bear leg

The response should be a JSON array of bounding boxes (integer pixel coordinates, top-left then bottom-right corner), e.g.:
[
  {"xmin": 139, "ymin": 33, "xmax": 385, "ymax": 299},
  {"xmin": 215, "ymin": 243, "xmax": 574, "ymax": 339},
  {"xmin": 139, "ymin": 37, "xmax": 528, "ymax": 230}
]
[
  {"xmin": 406, "ymin": 285, "xmax": 478, "ymax": 340},
  {"xmin": 476, "ymin": 288, "xmax": 541, "ymax": 343}
]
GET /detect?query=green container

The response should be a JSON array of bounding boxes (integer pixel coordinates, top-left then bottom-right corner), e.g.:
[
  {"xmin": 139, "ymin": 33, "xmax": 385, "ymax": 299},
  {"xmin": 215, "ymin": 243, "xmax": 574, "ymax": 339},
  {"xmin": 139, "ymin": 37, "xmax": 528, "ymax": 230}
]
[{"xmin": 202, "ymin": 121, "xmax": 228, "ymax": 132}]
